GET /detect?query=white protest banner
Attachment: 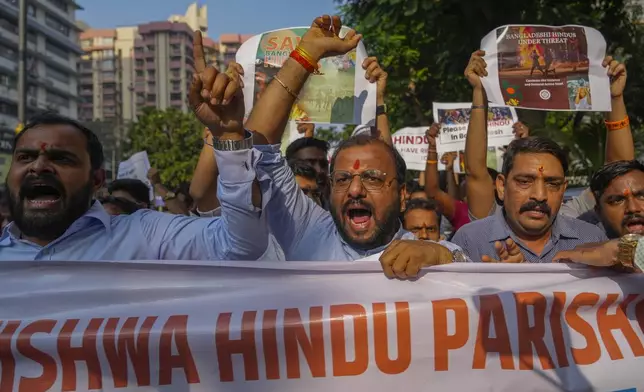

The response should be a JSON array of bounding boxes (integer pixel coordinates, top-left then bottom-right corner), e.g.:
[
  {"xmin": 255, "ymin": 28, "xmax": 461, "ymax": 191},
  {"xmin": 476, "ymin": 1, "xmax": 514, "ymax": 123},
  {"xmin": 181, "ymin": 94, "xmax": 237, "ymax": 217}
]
[
  {"xmin": 392, "ymin": 127, "xmax": 446, "ymax": 171},
  {"xmin": 2, "ymin": 260, "xmax": 642, "ymax": 392},
  {"xmin": 236, "ymin": 27, "xmax": 376, "ymax": 125},
  {"xmin": 432, "ymin": 102, "xmax": 518, "ymax": 155},
  {"xmin": 480, "ymin": 25, "xmax": 610, "ymax": 111},
  {"xmin": 117, "ymin": 151, "xmax": 153, "ymax": 199}
]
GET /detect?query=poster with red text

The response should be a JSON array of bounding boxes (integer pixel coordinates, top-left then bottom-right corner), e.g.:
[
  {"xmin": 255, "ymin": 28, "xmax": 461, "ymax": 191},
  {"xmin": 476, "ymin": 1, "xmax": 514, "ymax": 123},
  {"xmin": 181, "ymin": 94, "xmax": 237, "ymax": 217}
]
[{"xmin": 480, "ymin": 25, "xmax": 611, "ymax": 111}]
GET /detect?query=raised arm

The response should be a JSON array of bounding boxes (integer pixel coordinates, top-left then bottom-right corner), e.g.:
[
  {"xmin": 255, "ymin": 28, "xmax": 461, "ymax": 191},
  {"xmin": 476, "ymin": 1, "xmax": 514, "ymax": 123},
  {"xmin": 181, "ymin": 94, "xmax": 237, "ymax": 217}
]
[
  {"xmin": 189, "ymin": 128, "xmax": 220, "ymax": 214},
  {"xmin": 463, "ymin": 50, "xmax": 495, "ymax": 219},
  {"xmin": 603, "ymin": 56, "xmax": 633, "ymax": 163},
  {"xmin": 246, "ymin": 15, "xmax": 362, "ymax": 145},
  {"xmin": 424, "ymin": 123, "xmax": 457, "ymax": 219},
  {"xmin": 363, "ymin": 57, "xmax": 392, "ymax": 146},
  {"xmin": 142, "ymin": 30, "xmax": 268, "ymax": 260}
]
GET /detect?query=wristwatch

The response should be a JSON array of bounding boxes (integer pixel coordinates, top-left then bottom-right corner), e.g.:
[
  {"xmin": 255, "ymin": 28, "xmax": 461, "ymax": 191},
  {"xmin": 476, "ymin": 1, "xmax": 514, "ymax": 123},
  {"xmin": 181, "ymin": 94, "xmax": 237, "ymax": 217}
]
[
  {"xmin": 212, "ymin": 130, "xmax": 253, "ymax": 151},
  {"xmin": 617, "ymin": 234, "xmax": 641, "ymax": 271},
  {"xmin": 451, "ymin": 249, "xmax": 468, "ymax": 263},
  {"xmin": 163, "ymin": 191, "xmax": 177, "ymax": 202},
  {"xmin": 376, "ymin": 104, "xmax": 387, "ymax": 116}
]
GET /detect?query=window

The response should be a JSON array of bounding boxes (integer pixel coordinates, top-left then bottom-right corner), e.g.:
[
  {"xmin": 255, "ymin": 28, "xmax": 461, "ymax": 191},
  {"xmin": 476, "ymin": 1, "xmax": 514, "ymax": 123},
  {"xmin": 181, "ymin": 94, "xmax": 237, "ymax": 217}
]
[
  {"xmin": 135, "ymin": 70, "xmax": 144, "ymax": 77},
  {"xmin": 0, "ymin": 44, "xmax": 16, "ymax": 61},
  {"xmin": 147, "ymin": 70, "xmax": 155, "ymax": 78},
  {"xmin": 101, "ymin": 71, "xmax": 114, "ymax": 80},
  {"xmin": 0, "ymin": 102, "xmax": 17, "ymax": 116},
  {"xmin": 171, "ymin": 81, "xmax": 180, "ymax": 90},
  {"xmin": 45, "ymin": 13, "xmax": 69, "ymax": 36},
  {"xmin": 146, "ymin": 94, "xmax": 155, "ymax": 102},
  {"xmin": 98, "ymin": 37, "xmax": 113, "ymax": 46},
  {"xmin": 171, "ymin": 70, "xmax": 180, "ymax": 78},
  {"xmin": 46, "ymin": 40, "xmax": 69, "ymax": 60},
  {"xmin": 49, "ymin": 0, "xmax": 68, "ymax": 12},
  {"xmin": 101, "ymin": 60, "xmax": 114, "ymax": 70},
  {"xmin": 81, "ymin": 39, "xmax": 92, "ymax": 49},
  {"xmin": 47, "ymin": 91, "xmax": 69, "ymax": 107},
  {"xmin": 102, "ymin": 49, "xmax": 114, "ymax": 58},
  {"xmin": 45, "ymin": 65, "xmax": 69, "ymax": 83},
  {"xmin": 0, "ymin": 15, "xmax": 17, "ymax": 34},
  {"xmin": 103, "ymin": 94, "xmax": 114, "ymax": 101},
  {"xmin": 146, "ymin": 45, "xmax": 154, "ymax": 51},
  {"xmin": 170, "ymin": 93, "xmax": 182, "ymax": 101},
  {"xmin": 0, "ymin": 73, "xmax": 15, "ymax": 89}
]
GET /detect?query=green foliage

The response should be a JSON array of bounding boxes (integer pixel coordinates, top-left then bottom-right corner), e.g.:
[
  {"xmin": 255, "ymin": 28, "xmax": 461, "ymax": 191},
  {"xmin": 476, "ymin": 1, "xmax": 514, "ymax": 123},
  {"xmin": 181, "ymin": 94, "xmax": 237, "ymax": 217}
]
[
  {"xmin": 315, "ymin": 124, "xmax": 356, "ymax": 145},
  {"xmin": 126, "ymin": 108, "xmax": 203, "ymax": 188},
  {"xmin": 338, "ymin": 0, "xmax": 644, "ymax": 172}
]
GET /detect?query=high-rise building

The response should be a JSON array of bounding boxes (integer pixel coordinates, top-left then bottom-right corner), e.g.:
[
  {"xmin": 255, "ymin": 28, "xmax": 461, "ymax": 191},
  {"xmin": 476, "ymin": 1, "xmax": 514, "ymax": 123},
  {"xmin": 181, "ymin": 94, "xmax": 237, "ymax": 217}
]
[
  {"xmin": 0, "ymin": 0, "xmax": 83, "ymax": 141},
  {"xmin": 219, "ymin": 34, "xmax": 253, "ymax": 66}
]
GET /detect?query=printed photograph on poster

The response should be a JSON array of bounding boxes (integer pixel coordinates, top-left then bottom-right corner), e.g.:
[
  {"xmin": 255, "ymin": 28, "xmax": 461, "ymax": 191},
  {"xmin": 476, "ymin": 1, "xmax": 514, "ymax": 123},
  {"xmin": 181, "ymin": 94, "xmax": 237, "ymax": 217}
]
[
  {"xmin": 432, "ymin": 102, "xmax": 518, "ymax": 155},
  {"xmin": 236, "ymin": 27, "xmax": 376, "ymax": 125},
  {"xmin": 480, "ymin": 25, "xmax": 611, "ymax": 111}
]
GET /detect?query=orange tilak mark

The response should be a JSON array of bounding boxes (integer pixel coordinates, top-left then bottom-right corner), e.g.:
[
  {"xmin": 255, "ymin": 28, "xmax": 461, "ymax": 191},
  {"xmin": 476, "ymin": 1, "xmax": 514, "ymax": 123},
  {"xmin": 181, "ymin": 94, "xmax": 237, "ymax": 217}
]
[
  {"xmin": 40, "ymin": 143, "xmax": 48, "ymax": 152},
  {"xmin": 538, "ymin": 165, "xmax": 544, "ymax": 174},
  {"xmin": 623, "ymin": 189, "xmax": 631, "ymax": 197},
  {"xmin": 353, "ymin": 159, "xmax": 360, "ymax": 170}
]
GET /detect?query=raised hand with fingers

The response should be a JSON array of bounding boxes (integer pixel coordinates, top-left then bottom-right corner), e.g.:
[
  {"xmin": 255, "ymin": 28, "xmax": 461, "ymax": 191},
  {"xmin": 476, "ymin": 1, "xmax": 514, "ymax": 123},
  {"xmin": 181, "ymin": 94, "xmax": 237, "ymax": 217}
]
[
  {"xmin": 603, "ymin": 55, "xmax": 627, "ymax": 98},
  {"xmin": 299, "ymin": 15, "xmax": 362, "ymax": 63},
  {"xmin": 512, "ymin": 121, "xmax": 529, "ymax": 139},
  {"xmin": 465, "ymin": 50, "xmax": 487, "ymax": 89},
  {"xmin": 362, "ymin": 56, "xmax": 387, "ymax": 99},
  {"xmin": 189, "ymin": 31, "xmax": 245, "ymax": 139},
  {"xmin": 441, "ymin": 152, "xmax": 457, "ymax": 167},
  {"xmin": 481, "ymin": 238, "xmax": 525, "ymax": 263},
  {"xmin": 426, "ymin": 123, "xmax": 440, "ymax": 149}
]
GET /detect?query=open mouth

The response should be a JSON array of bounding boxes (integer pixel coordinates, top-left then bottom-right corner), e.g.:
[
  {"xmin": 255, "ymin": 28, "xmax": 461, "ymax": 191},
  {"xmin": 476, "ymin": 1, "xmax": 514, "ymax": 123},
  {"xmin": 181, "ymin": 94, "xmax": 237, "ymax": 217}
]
[
  {"xmin": 22, "ymin": 184, "xmax": 62, "ymax": 208},
  {"xmin": 345, "ymin": 204, "xmax": 373, "ymax": 231},
  {"xmin": 624, "ymin": 217, "xmax": 644, "ymax": 234}
]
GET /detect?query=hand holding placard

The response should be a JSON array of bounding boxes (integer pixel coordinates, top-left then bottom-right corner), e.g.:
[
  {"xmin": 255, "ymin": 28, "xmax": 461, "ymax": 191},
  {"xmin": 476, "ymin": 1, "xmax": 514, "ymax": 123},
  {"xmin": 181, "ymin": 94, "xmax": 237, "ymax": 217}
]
[
  {"xmin": 189, "ymin": 31, "xmax": 245, "ymax": 139},
  {"xmin": 299, "ymin": 15, "xmax": 362, "ymax": 62}
]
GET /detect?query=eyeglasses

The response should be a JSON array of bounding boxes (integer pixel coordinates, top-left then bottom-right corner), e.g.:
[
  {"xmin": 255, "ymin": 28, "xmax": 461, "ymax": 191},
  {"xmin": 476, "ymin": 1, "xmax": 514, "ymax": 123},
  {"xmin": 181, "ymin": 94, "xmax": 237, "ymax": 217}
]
[{"xmin": 330, "ymin": 169, "xmax": 394, "ymax": 192}]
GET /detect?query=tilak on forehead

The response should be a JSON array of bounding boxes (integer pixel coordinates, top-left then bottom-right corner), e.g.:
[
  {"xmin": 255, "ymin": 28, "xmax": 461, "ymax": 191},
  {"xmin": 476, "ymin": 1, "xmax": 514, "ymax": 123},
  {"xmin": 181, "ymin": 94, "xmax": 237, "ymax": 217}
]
[
  {"xmin": 537, "ymin": 165, "xmax": 544, "ymax": 174},
  {"xmin": 623, "ymin": 188, "xmax": 632, "ymax": 197},
  {"xmin": 40, "ymin": 142, "xmax": 48, "ymax": 152},
  {"xmin": 353, "ymin": 159, "xmax": 360, "ymax": 170}
]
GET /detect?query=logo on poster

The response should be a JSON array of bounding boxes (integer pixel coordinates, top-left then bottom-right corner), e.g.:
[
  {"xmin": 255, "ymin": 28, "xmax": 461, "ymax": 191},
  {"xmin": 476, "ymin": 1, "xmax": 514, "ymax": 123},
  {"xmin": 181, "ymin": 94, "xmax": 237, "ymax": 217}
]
[{"xmin": 539, "ymin": 89, "xmax": 551, "ymax": 100}]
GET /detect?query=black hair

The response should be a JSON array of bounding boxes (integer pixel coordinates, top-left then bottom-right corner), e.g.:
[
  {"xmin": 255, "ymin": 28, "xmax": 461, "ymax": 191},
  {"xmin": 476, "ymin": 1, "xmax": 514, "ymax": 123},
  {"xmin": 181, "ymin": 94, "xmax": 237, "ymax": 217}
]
[
  {"xmin": 13, "ymin": 112, "xmax": 104, "ymax": 170},
  {"xmin": 285, "ymin": 137, "xmax": 329, "ymax": 161},
  {"xmin": 501, "ymin": 136, "xmax": 568, "ymax": 176},
  {"xmin": 330, "ymin": 134, "xmax": 407, "ymax": 185},
  {"xmin": 487, "ymin": 167, "xmax": 499, "ymax": 181},
  {"xmin": 406, "ymin": 181, "xmax": 422, "ymax": 194},
  {"xmin": 590, "ymin": 160, "xmax": 644, "ymax": 204},
  {"xmin": 108, "ymin": 179, "xmax": 151, "ymax": 206},
  {"xmin": 403, "ymin": 198, "xmax": 441, "ymax": 226},
  {"xmin": 289, "ymin": 159, "xmax": 318, "ymax": 180}
]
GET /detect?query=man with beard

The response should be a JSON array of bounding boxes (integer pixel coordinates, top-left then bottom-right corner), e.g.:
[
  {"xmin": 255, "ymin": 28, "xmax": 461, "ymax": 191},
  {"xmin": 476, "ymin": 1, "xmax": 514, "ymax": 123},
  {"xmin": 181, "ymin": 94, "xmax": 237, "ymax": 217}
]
[
  {"xmin": 589, "ymin": 160, "xmax": 644, "ymax": 238},
  {"xmin": 242, "ymin": 15, "xmax": 468, "ymax": 277},
  {"xmin": 452, "ymin": 137, "xmax": 607, "ymax": 263},
  {"xmin": 0, "ymin": 43, "xmax": 269, "ymax": 261}
]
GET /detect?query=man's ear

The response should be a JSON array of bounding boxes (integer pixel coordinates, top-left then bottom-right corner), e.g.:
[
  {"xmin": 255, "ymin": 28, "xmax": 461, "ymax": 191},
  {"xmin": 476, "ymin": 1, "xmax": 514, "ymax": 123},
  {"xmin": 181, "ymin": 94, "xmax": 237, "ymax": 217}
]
[
  {"xmin": 399, "ymin": 183, "xmax": 407, "ymax": 212},
  {"xmin": 496, "ymin": 174, "xmax": 506, "ymax": 202},
  {"xmin": 92, "ymin": 168, "xmax": 106, "ymax": 192}
]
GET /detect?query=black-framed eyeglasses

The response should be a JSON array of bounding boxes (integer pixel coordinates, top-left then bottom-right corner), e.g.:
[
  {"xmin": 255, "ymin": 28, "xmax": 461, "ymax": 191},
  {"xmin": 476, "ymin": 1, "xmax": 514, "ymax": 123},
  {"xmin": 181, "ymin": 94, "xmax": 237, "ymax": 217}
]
[{"xmin": 330, "ymin": 169, "xmax": 395, "ymax": 192}]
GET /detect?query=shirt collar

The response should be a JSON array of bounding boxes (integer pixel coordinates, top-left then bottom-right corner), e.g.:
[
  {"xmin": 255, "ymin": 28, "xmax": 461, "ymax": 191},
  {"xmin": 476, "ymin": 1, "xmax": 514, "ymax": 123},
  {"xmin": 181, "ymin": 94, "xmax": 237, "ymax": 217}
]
[
  {"xmin": 0, "ymin": 200, "xmax": 112, "ymax": 247},
  {"xmin": 489, "ymin": 206, "xmax": 580, "ymax": 242}
]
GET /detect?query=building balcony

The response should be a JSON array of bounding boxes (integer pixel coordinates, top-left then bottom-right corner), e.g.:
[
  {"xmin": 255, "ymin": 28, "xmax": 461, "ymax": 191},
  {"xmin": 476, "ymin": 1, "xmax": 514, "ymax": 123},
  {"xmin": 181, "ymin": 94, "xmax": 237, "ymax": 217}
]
[
  {"xmin": 146, "ymin": 61, "xmax": 155, "ymax": 70},
  {"xmin": 169, "ymin": 60, "xmax": 182, "ymax": 69},
  {"xmin": 169, "ymin": 36, "xmax": 184, "ymax": 44}
]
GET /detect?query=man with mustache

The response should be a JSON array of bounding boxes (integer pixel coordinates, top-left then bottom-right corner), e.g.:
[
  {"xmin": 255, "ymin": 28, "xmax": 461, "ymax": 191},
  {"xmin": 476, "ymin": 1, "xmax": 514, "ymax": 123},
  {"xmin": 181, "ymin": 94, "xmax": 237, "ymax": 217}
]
[
  {"xmin": 451, "ymin": 137, "xmax": 607, "ymax": 263},
  {"xmin": 0, "ymin": 39, "xmax": 269, "ymax": 261},
  {"xmin": 589, "ymin": 160, "xmax": 644, "ymax": 238}
]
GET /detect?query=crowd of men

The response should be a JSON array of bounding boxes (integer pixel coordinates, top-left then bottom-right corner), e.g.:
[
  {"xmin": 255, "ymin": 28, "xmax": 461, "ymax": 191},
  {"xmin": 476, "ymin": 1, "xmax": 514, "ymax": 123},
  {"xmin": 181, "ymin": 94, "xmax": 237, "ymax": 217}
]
[{"xmin": 0, "ymin": 15, "xmax": 642, "ymax": 276}]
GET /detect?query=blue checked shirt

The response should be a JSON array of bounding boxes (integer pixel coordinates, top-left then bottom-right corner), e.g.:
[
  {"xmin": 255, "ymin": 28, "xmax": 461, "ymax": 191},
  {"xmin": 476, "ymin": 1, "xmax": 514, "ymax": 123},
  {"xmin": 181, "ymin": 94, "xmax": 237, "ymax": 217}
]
[
  {"xmin": 0, "ymin": 148, "xmax": 269, "ymax": 261},
  {"xmin": 452, "ymin": 206, "xmax": 608, "ymax": 263}
]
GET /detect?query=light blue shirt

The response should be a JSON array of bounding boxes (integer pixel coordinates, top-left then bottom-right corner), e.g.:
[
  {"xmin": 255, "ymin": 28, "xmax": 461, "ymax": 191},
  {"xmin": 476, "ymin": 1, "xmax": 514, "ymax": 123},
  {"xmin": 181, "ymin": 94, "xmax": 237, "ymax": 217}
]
[
  {"xmin": 255, "ymin": 144, "xmax": 464, "ymax": 261},
  {"xmin": 0, "ymin": 148, "xmax": 269, "ymax": 261}
]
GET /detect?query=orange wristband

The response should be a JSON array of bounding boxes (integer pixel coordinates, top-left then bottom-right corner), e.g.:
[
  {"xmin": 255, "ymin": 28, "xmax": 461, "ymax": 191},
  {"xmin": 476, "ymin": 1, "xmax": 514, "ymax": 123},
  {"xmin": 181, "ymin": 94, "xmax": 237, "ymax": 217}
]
[
  {"xmin": 427, "ymin": 160, "xmax": 438, "ymax": 164},
  {"xmin": 605, "ymin": 116, "xmax": 629, "ymax": 131}
]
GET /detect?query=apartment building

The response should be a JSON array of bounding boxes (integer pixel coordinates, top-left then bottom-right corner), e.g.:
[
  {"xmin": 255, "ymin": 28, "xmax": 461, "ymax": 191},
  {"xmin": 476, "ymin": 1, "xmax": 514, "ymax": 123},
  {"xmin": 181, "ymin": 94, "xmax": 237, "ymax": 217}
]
[
  {"xmin": 0, "ymin": 0, "xmax": 82, "ymax": 174},
  {"xmin": 219, "ymin": 34, "xmax": 253, "ymax": 66}
]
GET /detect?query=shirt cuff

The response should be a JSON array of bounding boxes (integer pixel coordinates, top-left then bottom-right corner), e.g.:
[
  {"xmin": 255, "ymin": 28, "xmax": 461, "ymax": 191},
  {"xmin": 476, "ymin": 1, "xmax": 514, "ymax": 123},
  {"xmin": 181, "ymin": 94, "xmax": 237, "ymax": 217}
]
[{"xmin": 213, "ymin": 148, "xmax": 258, "ymax": 184}]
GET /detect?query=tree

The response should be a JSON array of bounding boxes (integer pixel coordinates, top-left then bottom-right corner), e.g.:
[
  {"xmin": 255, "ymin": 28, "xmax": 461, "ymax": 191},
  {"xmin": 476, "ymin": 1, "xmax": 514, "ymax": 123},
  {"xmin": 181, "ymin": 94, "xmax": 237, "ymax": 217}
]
[
  {"xmin": 338, "ymin": 0, "xmax": 644, "ymax": 173},
  {"xmin": 127, "ymin": 108, "xmax": 203, "ymax": 188},
  {"xmin": 315, "ymin": 124, "xmax": 356, "ymax": 146}
]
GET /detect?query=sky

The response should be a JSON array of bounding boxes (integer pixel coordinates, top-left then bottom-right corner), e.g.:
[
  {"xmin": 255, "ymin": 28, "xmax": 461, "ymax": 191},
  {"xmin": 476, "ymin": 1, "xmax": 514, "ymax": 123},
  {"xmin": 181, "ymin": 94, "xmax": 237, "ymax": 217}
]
[{"xmin": 77, "ymin": 0, "xmax": 339, "ymax": 37}]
